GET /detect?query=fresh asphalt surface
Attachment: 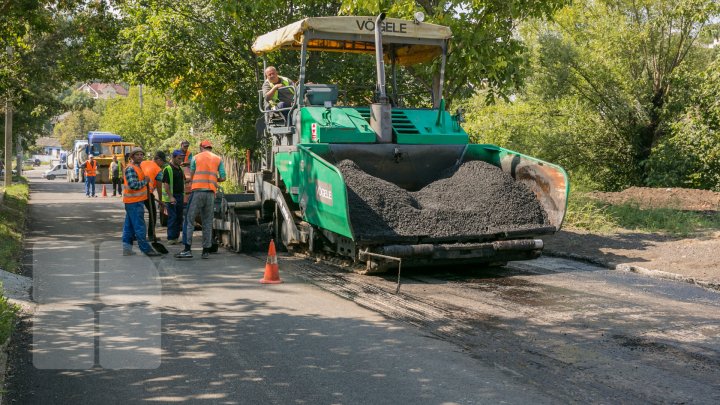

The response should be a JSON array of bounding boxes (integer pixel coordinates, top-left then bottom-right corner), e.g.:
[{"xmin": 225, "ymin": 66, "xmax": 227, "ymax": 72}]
[{"xmin": 5, "ymin": 172, "xmax": 557, "ymax": 403}]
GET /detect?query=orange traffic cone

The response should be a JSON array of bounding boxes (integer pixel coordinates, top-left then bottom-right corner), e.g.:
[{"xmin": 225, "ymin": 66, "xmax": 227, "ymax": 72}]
[
  {"xmin": 102, "ymin": 185, "xmax": 108, "ymax": 197},
  {"xmin": 260, "ymin": 240, "xmax": 282, "ymax": 284}
]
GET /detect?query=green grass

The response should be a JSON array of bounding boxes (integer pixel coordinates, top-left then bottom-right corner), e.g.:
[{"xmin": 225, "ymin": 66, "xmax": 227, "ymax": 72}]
[
  {"xmin": 0, "ymin": 283, "xmax": 19, "ymax": 344},
  {"xmin": 0, "ymin": 179, "xmax": 30, "ymax": 273},
  {"xmin": 0, "ymin": 181, "xmax": 25, "ymax": 345},
  {"xmin": 219, "ymin": 181, "xmax": 245, "ymax": 194},
  {"xmin": 564, "ymin": 193, "xmax": 720, "ymax": 237}
]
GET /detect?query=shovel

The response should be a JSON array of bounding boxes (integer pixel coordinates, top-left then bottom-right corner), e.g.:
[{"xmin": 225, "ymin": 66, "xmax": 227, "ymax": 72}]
[{"xmin": 147, "ymin": 186, "xmax": 169, "ymax": 254}]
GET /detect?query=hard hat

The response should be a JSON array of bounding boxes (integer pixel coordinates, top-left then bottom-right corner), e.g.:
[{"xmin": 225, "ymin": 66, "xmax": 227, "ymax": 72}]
[
  {"xmin": 88, "ymin": 154, "xmax": 94, "ymax": 158},
  {"xmin": 172, "ymin": 149, "xmax": 185, "ymax": 158},
  {"xmin": 200, "ymin": 140, "xmax": 212, "ymax": 148},
  {"xmin": 129, "ymin": 147, "xmax": 144, "ymax": 157}
]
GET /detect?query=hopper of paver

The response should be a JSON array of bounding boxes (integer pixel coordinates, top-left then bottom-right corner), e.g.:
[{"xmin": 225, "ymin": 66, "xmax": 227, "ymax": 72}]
[{"xmin": 272, "ymin": 142, "xmax": 568, "ymax": 271}]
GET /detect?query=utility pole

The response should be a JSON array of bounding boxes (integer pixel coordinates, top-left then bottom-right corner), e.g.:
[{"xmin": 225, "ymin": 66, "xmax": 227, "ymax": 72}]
[{"xmin": 4, "ymin": 46, "xmax": 13, "ymax": 186}]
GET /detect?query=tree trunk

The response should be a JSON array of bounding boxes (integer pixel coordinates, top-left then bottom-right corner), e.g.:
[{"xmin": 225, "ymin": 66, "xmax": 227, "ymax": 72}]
[{"xmin": 635, "ymin": 91, "xmax": 665, "ymax": 184}]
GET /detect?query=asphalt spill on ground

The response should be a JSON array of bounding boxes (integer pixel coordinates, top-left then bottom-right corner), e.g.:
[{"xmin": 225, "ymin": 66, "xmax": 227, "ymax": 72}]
[{"xmin": 337, "ymin": 159, "xmax": 549, "ymax": 241}]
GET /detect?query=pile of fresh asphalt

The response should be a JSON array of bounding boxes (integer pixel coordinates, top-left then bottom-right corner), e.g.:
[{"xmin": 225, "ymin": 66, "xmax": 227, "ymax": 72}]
[{"xmin": 337, "ymin": 159, "xmax": 549, "ymax": 241}]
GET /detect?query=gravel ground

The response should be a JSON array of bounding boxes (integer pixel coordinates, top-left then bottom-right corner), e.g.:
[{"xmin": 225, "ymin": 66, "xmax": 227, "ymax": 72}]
[
  {"xmin": 338, "ymin": 159, "xmax": 549, "ymax": 241},
  {"xmin": 545, "ymin": 187, "xmax": 720, "ymax": 284}
]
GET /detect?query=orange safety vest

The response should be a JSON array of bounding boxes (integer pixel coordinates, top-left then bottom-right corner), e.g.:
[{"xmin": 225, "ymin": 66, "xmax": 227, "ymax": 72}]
[
  {"xmin": 123, "ymin": 164, "xmax": 148, "ymax": 204},
  {"xmin": 191, "ymin": 151, "xmax": 221, "ymax": 193},
  {"xmin": 84, "ymin": 160, "xmax": 97, "ymax": 177},
  {"xmin": 140, "ymin": 160, "xmax": 162, "ymax": 192}
]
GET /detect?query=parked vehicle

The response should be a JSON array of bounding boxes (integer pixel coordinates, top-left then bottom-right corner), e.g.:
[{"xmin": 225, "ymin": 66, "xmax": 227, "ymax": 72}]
[
  {"xmin": 66, "ymin": 132, "xmax": 134, "ymax": 183},
  {"xmin": 43, "ymin": 163, "xmax": 68, "ymax": 180}
]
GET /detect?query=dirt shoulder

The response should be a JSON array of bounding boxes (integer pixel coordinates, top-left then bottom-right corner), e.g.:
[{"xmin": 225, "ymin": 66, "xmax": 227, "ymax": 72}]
[{"xmin": 543, "ymin": 187, "xmax": 720, "ymax": 286}]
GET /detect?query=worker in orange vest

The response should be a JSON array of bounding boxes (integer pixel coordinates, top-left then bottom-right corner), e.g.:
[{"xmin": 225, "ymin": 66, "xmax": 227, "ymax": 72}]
[
  {"xmin": 84, "ymin": 154, "xmax": 98, "ymax": 197},
  {"xmin": 175, "ymin": 140, "xmax": 225, "ymax": 260},
  {"xmin": 122, "ymin": 147, "xmax": 161, "ymax": 257},
  {"xmin": 140, "ymin": 151, "xmax": 167, "ymax": 242}
]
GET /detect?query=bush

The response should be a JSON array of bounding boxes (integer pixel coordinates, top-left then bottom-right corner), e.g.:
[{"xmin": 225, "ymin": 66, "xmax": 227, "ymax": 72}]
[{"xmin": 644, "ymin": 112, "xmax": 720, "ymax": 191}]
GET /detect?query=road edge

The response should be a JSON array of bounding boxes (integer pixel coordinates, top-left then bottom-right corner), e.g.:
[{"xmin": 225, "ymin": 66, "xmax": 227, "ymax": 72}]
[{"xmin": 544, "ymin": 251, "xmax": 720, "ymax": 293}]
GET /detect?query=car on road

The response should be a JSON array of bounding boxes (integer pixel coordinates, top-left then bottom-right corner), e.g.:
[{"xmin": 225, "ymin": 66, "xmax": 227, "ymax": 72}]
[{"xmin": 43, "ymin": 163, "xmax": 68, "ymax": 180}]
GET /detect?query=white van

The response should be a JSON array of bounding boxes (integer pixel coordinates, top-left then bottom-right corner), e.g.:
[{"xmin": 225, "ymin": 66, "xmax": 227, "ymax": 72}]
[{"xmin": 43, "ymin": 163, "xmax": 68, "ymax": 180}]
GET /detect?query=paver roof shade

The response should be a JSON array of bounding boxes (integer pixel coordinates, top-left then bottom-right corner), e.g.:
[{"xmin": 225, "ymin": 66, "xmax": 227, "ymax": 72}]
[{"xmin": 251, "ymin": 16, "xmax": 452, "ymax": 65}]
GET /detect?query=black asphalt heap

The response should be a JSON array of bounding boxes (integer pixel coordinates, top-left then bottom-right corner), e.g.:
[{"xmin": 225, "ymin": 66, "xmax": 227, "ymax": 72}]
[{"xmin": 337, "ymin": 160, "xmax": 549, "ymax": 241}]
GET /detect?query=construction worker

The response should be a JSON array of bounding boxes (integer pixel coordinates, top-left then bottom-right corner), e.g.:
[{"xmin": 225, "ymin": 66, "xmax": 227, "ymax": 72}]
[
  {"xmin": 122, "ymin": 147, "xmax": 161, "ymax": 257},
  {"xmin": 263, "ymin": 66, "xmax": 295, "ymax": 109},
  {"xmin": 84, "ymin": 154, "xmax": 98, "ymax": 197},
  {"xmin": 175, "ymin": 140, "xmax": 225, "ymax": 259},
  {"xmin": 110, "ymin": 155, "xmax": 122, "ymax": 196},
  {"xmin": 162, "ymin": 150, "xmax": 187, "ymax": 244},
  {"xmin": 180, "ymin": 140, "xmax": 193, "ymax": 167},
  {"xmin": 140, "ymin": 151, "xmax": 166, "ymax": 241}
]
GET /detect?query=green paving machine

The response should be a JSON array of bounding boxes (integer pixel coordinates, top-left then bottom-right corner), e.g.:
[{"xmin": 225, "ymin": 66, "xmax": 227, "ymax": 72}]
[{"xmin": 213, "ymin": 15, "xmax": 569, "ymax": 272}]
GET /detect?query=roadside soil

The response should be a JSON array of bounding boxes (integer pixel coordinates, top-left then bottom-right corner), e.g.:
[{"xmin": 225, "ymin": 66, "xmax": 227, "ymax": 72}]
[{"xmin": 543, "ymin": 187, "xmax": 720, "ymax": 284}]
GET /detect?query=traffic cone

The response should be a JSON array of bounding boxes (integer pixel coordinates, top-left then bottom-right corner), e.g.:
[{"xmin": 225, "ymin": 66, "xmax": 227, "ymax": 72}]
[
  {"xmin": 260, "ymin": 240, "xmax": 282, "ymax": 284},
  {"xmin": 102, "ymin": 185, "xmax": 108, "ymax": 197}
]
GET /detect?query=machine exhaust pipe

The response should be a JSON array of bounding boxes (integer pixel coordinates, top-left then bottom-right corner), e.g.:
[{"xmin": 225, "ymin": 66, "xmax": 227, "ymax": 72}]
[
  {"xmin": 371, "ymin": 13, "xmax": 393, "ymax": 143},
  {"xmin": 374, "ymin": 13, "xmax": 387, "ymax": 101}
]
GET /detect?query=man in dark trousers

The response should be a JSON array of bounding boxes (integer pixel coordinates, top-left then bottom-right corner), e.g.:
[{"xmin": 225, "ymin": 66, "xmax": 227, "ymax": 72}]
[
  {"xmin": 162, "ymin": 150, "xmax": 187, "ymax": 245},
  {"xmin": 175, "ymin": 140, "xmax": 225, "ymax": 259},
  {"xmin": 110, "ymin": 155, "xmax": 122, "ymax": 196},
  {"xmin": 122, "ymin": 147, "xmax": 161, "ymax": 257}
]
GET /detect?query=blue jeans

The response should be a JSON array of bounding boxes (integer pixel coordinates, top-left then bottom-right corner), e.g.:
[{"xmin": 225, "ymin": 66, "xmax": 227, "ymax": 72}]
[
  {"xmin": 85, "ymin": 176, "xmax": 96, "ymax": 196},
  {"xmin": 166, "ymin": 194, "xmax": 184, "ymax": 240},
  {"xmin": 123, "ymin": 201, "xmax": 152, "ymax": 253}
]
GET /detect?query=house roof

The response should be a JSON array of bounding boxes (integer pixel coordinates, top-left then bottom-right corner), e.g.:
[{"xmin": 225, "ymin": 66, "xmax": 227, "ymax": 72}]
[{"xmin": 78, "ymin": 82, "xmax": 129, "ymax": 98}]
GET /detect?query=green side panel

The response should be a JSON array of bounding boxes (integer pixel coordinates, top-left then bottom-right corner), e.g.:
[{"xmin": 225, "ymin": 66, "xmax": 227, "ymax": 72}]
[
  {"xmin": 275, "ymin": 151, "xmax": 301, "ymax": 204},
  {"xmin": 300, "ymin": 107, "xmax": 376, "ymax": 144},
  {"xmin": 295, "ymin": 145, "xmax": 354, "ymax": 239}
]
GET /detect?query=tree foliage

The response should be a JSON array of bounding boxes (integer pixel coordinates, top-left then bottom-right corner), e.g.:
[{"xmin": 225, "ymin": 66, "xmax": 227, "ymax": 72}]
[
  {"xmin": 464, "ymin": 0, "xmax": 720, "ymax": 190},
  {"xmin": 1, "ymin": 0, "xmax": 124, "ymax": 149}
]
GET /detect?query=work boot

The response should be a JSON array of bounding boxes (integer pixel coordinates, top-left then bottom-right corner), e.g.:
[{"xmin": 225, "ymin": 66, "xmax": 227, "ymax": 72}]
[
  {"xmin": 175, "ymin": 250, "xmax": 193, "ymax": 259},
  {"xmin": 167, "ymin": 239, "xmax": 179, "ymax": 245},
  {"xmin": 144, "ymin": 250, "xmax": 161, "ymax": 257},
  {"xmin": 122, "ymin": 250, "xmax": 136, "ymax": 256},
  {"xmin": 201, "ymin": 249, "xmax": 210, "ymax": 259}
]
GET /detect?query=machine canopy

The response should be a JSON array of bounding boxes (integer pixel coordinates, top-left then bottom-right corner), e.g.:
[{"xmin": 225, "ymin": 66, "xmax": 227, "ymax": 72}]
[{"xmin": 251, "ymin": 16, "xmax": 452, "ymax": 65}]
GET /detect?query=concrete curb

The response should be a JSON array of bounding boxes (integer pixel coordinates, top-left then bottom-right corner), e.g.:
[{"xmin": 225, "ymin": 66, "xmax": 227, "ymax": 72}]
[{"xmin": 544, "ymin": 250, "xmax": 720, "ymax": 293}]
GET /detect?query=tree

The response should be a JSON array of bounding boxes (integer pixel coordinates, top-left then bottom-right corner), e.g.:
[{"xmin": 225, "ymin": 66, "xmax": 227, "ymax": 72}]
[
  {"xmin": 54, "ymin": 108, "xmax": 101, "ymax": 150},
  {"xmin": 464, "ymin": 0, "xmax": 720, "ymax": 190},
  {"xmin": 526, "ymin": 0, "xmax": 719, "ymax": 185},
  {"xmin": 1, "ymin": 0, "xmax": 125, "ymax": 150},
  {"xmin": 98, "ymin": 86, "xmax": 177, "ymax": 152},
  {"xmin": 116, "ymin": 0, "xmax": 354, "ymax": 152}
]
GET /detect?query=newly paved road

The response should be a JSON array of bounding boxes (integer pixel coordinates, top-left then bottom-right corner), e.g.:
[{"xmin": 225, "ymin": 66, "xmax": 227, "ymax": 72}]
[{"xmin": 5, "ymin": 173, "xmax": 557, "ymax": 403}]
